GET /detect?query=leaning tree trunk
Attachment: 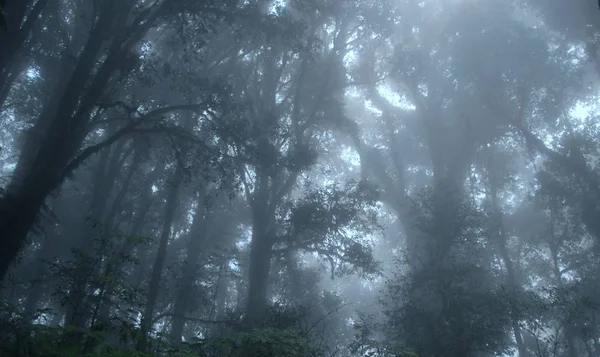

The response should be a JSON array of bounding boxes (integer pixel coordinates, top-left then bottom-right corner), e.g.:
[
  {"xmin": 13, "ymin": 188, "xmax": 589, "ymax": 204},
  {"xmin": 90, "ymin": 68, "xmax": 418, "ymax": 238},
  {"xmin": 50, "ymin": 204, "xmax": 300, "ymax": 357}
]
[
  {"xmin": 0, "ymin": 39, "xmax": 108, "ymax": 281},
  {"xmin": 0, "ymin": 0, "xmax": 154, "ymax": 281}
]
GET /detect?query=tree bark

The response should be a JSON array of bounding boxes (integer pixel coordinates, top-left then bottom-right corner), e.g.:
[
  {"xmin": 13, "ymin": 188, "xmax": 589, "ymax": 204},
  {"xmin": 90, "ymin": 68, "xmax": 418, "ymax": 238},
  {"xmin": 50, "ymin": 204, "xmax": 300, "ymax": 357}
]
[
  {"xmin": 96, "ymin": 162, "xmax": 163, "ymax": 325},
  {"xmin": 0, "ymin": 1, "xmax": 154, "ymax": 281},
  {"xmin": 22, "ymin": 228, "xmax": 61, "ymax": 320},
  {"xmin": 138, "ymin": 164, "xmax": 184, "ymax": 351},
  {"xmin": 488, "ymin": 171, "xmax": 529, "ymax": 357},
  {"xmin": 215, "ymin": 263, "xmax": 229, "ymax": 320},
  {"xmin": 207, "ymin": 263, "xmax": 230, "ymax": 338},
  {"xmin": 170, "ymin": 194, "xmax": 209, "ymax": 342},
  {"xmin": 0, "ymin": 10, "xmax": 112, "ymax": 280},
  {"xmin": 548, "ymin": 230, "xmax": 578, "ymax": 357},
  {"xmin": 63, "ymin": 139, "xmax": 124, "ymax": 330},
  {"xmin": 244, "ymin": 197, "xmax": 273, "ymax": 329}
]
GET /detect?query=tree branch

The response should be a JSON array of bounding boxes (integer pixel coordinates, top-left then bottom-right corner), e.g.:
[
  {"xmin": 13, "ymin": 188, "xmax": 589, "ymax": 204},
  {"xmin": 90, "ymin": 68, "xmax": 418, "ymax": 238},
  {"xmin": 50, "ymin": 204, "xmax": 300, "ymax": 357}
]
[
  {"xmin": 58, "ymin": 123, "xmax": 137, "ymax": 184},
  {"xmin": 60, "ymin": 101, "xmax": 213, "ymax": 184}
]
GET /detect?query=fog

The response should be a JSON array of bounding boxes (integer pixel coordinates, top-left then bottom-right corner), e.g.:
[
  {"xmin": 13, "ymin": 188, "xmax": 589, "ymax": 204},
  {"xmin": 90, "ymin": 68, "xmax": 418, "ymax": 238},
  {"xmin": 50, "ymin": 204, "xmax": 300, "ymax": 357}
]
[{"xmin": 0, "ymin": 1, "xmax": 599, "ymax": 357}]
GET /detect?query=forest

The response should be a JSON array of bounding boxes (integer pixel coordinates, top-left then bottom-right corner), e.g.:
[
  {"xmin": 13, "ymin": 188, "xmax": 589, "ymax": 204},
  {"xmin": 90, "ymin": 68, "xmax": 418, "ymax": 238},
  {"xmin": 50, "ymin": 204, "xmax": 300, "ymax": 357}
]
[{"xmin": 0, "ymin": 0, "xmax": 599, "ymax": 356}]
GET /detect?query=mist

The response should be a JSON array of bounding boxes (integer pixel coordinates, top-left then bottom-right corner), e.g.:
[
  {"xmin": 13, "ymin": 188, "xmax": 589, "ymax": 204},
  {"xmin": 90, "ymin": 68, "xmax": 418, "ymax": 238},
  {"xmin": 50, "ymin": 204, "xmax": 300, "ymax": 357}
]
[{"xmin": 0, "ymin": 1, "xmax": 599, "ymax": 357}]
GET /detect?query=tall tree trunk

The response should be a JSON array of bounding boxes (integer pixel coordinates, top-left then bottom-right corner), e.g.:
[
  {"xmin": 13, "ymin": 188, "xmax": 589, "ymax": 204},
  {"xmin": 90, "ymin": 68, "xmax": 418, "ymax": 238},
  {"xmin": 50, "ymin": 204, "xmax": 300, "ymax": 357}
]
[
  {"xmin": 60, "ymin": 143, "xmax": 125, "ymax": 350},
  {"xmin": 207, "ymin": 263, "xmax": 230, "ymax": 338},
  {"xmin": 0, "ymin": 1, "xmax": 145, "ymax": 280},
  {"xmin": 215, "ymin": 263, "xmax": 229, "ymax": 320},
  {"xmin": 63, "ymin": 140, "xmax": 125, "ymax": 330},
  {"xmin": 548, "ymin": 232, "xmax": 578, "ymax": 357},
  {"xmin": 170, "ymin": 194, "xmax": 209, "ymax": 342},
  {"xmin": 23, "ymin": 229, "xmax": 61, "ymax": 320},
  {"xmin": 489, "ymin": 175, "xmax": 529, "ymax": 357},
  {"xmin": 244, "ymin": 199, "xmax": 273, "ymax": 329},
  {"xmin": 96, "ymin": 163, "xmax": 163, "ymax": 326},
  {"xmin": 0, "ymin": 181, "xmax": 54, "ymax": 281},
  {"xmin": 138, "ymin": 164, "xmax": 185, "ymax": 351},
  {"xmin": 103, "ymin": 144, "xmax": 145, "ymax": 231}
]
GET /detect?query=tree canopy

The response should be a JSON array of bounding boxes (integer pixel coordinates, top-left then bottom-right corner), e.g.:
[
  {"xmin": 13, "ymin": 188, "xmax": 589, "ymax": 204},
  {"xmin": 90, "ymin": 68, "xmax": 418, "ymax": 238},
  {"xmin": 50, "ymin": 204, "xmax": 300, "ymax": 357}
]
[{"xmin": 1, "ymin": 1, "xmax": 600, "ymax": 357}]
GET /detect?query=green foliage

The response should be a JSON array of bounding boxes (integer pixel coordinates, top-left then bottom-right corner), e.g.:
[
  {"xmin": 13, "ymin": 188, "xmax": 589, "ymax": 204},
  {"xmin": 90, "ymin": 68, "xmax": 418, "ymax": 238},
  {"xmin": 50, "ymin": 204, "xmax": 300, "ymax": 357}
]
[
  {"xmin": 0, "ymin": 304, "xmax": 322, "ymax": 357},
  {"xmin": 0, "ymin": 301, "xmax": 142, "ymax": 357},
  {"xmin": 183, "ymin": 329, "xmax": 323, "ymax": 357},
  {"xmin": 47, "ymin": 226, "xmax": 148, "ymax": 323},
  {"xmin": 381, "ymin": 180, "xmax": 514, "ymax": 356},
  {"xmin": 284, "ymin": 179, "xmax": 383, "ymax": 278},
  {"xmin": 350, "ymin": 314, "xmax": 415, "ymax": 357}
]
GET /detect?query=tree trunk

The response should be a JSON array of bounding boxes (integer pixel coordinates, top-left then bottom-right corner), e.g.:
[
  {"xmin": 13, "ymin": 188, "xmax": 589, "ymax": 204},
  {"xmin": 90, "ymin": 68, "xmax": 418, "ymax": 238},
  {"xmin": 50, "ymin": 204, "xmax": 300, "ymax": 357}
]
[
  {"xmin": 244, "ymin": 201, "xmax": 273, "ymax": 329},
  {"xmin": 63, "ymin": 140, "xmax": 123, "ymax": 330},
  {"xmin": 0, "ymin": 181, "xmax": 54, "ymax": 281},
  {"xmin": 170, "ymin": 196, "xmax": 209, "ymax": 342},
  {"xmin": 207, "ymin": 263, "xmax": 229, "ymax": 338},
  {"xmin": 488, "ymin": 169, "xmax": 529, "ymax": 357},
  {"xmin": 23, "ymin": 229, "xmax": 61, "ymax": 320},
  {"xmin": 549, "ymin": 239, "xmax": 578, "ymax": 357},
  {"xmin": 215, "ymin": 263, "xmax": 229, "ymax": 319},
  {"xmin": 138, "ymin": 165, "xmax": 184, "ymax": 351},
  {"xmin": 97, "ymin": 163, "xmax": 163, "ymax": 325},
  {"xmin": 0, "ymin": 1, "xmax": 143, "ymax": 281},
  {"xmin": 60, "ymin": 145, "xmax": 125, "ymax": 349}
]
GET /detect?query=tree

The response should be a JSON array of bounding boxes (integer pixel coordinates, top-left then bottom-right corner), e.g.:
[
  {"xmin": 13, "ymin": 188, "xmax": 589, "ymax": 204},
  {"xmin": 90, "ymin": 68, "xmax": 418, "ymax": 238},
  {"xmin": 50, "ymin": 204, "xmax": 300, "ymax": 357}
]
[
  {"xmin": 0, "ymin": 0, "xmax": 237, "ymax": 281},
  {"xmin": 214, "ymin": 0, "xmax": 393, "ymax": 329},
  {"xmin": 2, "ymin": 1, "xmax": 600, "ymax": 357}
]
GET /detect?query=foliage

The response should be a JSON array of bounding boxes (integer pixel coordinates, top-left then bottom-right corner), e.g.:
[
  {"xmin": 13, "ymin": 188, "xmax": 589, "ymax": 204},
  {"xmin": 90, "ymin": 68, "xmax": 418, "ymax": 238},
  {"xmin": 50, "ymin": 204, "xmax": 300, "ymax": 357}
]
[
  {"xmin": 0, "ymin": 303, "xmax": 322, "ymax": 357},
  {"xmin": 0, "ymin": 301, "xmax": 141, "ymax": 357},
  {"xmin": 350, "ymin": 314, "xmax": 416, "ymax": 357},
  {"xmin": 283, "ymin": 179, "xmax": 383, "ymax": 278},
  {"xmin": 46, "ymin": 227, "xmax": 148, "ymax": 329},
  {"xmin": 183, "ymin": 328, "xmax": 323, "ymax": 357},
  {"xmin": 3, "ymin": 0, "xmax": 600, "ymax": 357}
]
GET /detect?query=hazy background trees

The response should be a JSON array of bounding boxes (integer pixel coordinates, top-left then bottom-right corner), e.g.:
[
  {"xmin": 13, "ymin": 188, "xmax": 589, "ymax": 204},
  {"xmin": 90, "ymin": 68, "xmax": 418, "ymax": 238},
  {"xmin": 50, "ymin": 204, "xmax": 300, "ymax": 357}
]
[{"xmin": 0, "ymin": 1, "xmax": 599, "ymax": 357}]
